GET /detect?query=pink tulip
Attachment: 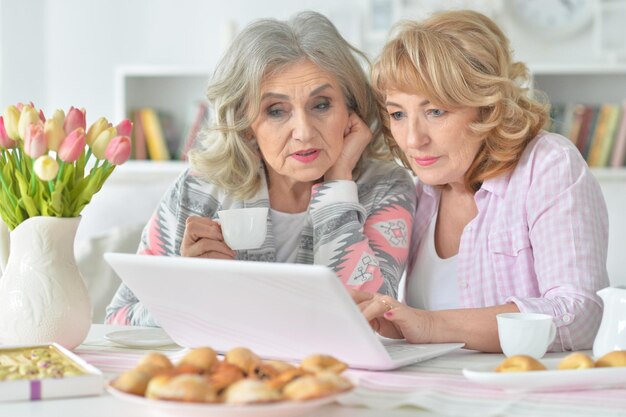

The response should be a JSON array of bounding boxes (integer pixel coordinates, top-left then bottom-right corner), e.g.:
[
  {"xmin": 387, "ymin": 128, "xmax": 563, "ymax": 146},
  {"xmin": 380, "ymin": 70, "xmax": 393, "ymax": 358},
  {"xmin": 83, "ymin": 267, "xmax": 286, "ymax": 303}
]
[
  {"xmin": 0, "ymin": 116, "xmax": 17, "ymax": 149},
  {"xmin": 104, "ymin": 135, "xmax": 131, "ymax": 165},
  {"xmin": 115, "ymin": 119, "xmax": 133, "ymax": 137},
  {"xmin": 58, "ymin": 128, "xmax": 86, "ymax": 163},
  {"xmin": 63, "ymin": 106, "xmax": 86, "ymax": 134},
  {"xmin": 38, "ymin": 109, "xmax": 46, "ymax": 123},
  {"xmin": 23, "ymin": 123, "xmax": 48, "ymax": 158}
]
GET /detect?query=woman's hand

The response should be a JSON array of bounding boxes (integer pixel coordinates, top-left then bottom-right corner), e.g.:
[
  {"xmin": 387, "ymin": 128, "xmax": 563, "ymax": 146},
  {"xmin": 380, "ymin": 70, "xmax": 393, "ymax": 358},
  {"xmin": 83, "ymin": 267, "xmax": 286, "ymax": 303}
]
[
  {"xmin": 350, "ymin": 289, "xmax": 435, "ymax": 344},
  {"xmin": 181, "ymin": 216, "xmax": 236, "ymax": 260},
  {"xmin": 324, "ymin": 113, "xmax": 372, "ymax": 181}
]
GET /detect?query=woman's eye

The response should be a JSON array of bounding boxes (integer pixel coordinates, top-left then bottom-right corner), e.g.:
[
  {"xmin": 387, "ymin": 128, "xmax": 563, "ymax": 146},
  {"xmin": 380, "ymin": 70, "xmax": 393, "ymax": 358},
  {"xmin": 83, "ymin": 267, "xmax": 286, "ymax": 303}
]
[
  {"xmin": 428, "ymin": 108, "xmax": 447, "ymax": 117},
  {"xmin": 389, "ymin": 111, "xmax": 404, "ymax": 120},
  {"xmin": 267, "ymin": 106, "xmax": 285, "ymax": 118},
  {"xmin": 313, "ymin": 100, "xmax": 330, "ymax": 111}
]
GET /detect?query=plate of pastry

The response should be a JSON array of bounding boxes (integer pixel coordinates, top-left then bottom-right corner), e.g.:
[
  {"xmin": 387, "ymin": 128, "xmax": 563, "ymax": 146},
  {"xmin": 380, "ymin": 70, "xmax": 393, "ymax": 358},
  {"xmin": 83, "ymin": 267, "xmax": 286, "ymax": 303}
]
[
  {"xmin": 107, "ymin": 346, "xmax": 353, "ymax": 417},
  {"xmin": 463, "ymin": 351, "xmax": 626, "ymax": 392},
  {"xmin": 104, "ymin": 328, "xmax": 177, "ymax": 349}
]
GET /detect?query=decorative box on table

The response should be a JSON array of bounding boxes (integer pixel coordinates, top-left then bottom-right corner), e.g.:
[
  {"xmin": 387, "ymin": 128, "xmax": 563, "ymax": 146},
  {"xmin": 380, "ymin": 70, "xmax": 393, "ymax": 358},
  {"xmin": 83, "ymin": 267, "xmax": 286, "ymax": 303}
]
[{"xmin": 0, "ymin": 343, "xmax": 103, "ymax": 402}]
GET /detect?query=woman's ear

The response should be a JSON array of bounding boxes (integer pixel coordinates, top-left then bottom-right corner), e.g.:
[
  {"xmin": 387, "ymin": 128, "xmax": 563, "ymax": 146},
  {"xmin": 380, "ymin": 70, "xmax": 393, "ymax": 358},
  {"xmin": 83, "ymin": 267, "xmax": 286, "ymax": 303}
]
[{"xmin": 242, "ymin": 129, "xmax": 255, "ymax": 141}]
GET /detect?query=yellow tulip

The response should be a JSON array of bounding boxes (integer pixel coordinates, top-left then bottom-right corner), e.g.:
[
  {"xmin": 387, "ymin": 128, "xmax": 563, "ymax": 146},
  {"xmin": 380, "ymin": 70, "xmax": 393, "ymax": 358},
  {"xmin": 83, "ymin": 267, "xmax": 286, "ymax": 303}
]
[
  {"xmin": 52, "ymin": 109, "xmax": 65, "ymax": 124},
  {"xmin": 44, "ymin": 118, "xmax": 66, "ymax": 151},
  {"xmin": 86, "ymin": 117, "xmax": 110, "ymax": 146},
  {"xmin": 91, "ymin": 126, "xmax": 116, "ymax": 159},
  {"xmin": 18, "ymin": 104, "xmax": 41, "ymax": 140},
  {"xmin": 2, "ymin": 105, "xmax": 20, "ymax": 140},
  {"xmin": 33, "ymin": 155, "xmax": 59, "ymax": 181}
]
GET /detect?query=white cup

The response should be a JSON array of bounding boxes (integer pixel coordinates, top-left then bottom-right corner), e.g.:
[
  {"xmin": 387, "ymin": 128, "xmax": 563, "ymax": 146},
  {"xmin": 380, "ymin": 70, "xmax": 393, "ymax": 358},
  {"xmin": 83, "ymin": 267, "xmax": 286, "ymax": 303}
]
[
  {"xmin": 216, "ymin": 207, "xmax": 268, "ymax": 250},
  {"xmin": 496, "ymin": 312, "xmax": 557, "ymax": 359}
]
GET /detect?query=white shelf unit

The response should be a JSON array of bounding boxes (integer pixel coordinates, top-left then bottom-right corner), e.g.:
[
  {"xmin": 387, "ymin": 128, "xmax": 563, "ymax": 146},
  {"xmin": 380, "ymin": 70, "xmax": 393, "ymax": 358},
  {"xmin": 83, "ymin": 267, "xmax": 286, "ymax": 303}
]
[
  {"xmin": 530, "ymin": 64, "xmax": 626, "ymax": 104},
  {"xmin": 114, "ymin": 66, "xmax": 211, "ymax": 153}
]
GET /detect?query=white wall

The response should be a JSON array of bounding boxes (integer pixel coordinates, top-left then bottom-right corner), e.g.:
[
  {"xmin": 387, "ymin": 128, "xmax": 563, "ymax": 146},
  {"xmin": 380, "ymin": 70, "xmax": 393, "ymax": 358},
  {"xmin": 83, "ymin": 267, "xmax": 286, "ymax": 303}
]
[
  {"xmin": 1, "ymin": 0, "xmax": 621, "ymax": 119},
  {"xmin": 1, "ymin": 0, "xmax": 367, "ymax": 119}
]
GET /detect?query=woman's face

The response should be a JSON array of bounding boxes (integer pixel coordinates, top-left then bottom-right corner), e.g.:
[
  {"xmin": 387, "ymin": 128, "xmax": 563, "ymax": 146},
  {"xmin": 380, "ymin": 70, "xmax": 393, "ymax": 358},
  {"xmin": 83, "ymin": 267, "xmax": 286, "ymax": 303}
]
[
  {"xmin": 250, "ymin": 59, "xmax": 350, "ymax": 185},
  {"xmin": 385, "ymin": 91, "xmax": 482, "ymax": 188}
]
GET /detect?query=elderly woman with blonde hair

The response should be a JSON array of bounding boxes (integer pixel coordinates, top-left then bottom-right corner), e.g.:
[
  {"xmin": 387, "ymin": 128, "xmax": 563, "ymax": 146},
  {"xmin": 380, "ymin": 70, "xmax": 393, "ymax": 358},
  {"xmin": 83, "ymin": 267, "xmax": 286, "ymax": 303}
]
[
  {"xmin": 354, "ymin": 10, "xmax": 608, "ymax": 352},
  {"xmin": 106, "ymin": 11, "xmax": 416, "ymax": 326}
]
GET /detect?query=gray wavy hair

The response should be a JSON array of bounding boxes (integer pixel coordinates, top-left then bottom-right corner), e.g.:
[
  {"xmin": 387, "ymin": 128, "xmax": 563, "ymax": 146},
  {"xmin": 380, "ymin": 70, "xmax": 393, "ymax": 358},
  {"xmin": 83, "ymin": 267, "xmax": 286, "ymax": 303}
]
[{"xmin": 188, "ymin": 11, "xmax": 391, "ymax": 200}]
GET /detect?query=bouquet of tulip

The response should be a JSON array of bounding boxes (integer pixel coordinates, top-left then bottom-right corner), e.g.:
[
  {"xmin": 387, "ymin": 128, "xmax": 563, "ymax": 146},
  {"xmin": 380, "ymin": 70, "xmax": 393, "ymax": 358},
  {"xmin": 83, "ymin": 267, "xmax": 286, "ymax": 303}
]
[{"xmin": 0, "ymin": 103, "xmax": 132, "ymax": 230}]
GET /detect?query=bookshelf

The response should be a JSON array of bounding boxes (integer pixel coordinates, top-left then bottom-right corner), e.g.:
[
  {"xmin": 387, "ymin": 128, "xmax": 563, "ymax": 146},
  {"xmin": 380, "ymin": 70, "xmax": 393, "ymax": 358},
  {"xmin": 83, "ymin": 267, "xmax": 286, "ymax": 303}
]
[{"xmin": 114, "ymin": 66, "xmax": 210, "ymax": 159}]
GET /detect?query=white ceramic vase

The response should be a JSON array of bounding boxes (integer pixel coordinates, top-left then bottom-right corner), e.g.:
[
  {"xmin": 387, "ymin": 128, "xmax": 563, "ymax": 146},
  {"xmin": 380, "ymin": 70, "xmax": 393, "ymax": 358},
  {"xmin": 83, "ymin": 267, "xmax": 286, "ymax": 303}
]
[{"xmin": 0, "ymin": 216, "xmax": 91, "ymax": 349}]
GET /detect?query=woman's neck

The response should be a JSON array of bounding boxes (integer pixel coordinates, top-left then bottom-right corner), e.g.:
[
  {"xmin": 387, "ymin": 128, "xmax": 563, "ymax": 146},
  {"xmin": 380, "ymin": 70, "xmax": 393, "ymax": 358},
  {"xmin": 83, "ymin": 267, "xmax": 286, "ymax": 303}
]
[{"xmin": 266, "ymin": 167, "xmax": 315, "ymax": 213}]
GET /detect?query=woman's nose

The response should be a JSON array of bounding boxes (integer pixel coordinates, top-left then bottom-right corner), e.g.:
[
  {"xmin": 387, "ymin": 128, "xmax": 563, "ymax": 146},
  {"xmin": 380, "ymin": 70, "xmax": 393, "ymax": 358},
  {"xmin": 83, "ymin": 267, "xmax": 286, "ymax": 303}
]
[
  {"xmin": 291, "ymin": 111, "xmax": 314, "ymax": 142},
  {"xmin": 407, "ymin": 121, "xmax": 429, "ymax": 148}
]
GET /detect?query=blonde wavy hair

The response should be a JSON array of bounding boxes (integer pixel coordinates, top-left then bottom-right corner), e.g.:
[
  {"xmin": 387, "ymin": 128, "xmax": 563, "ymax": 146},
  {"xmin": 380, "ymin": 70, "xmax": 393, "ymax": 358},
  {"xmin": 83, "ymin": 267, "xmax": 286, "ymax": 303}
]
[
  {"xmin": 189, "ymin": 11, "xmax": 391, "ymax": 200},
  {"xmin": 371, "ymin": 10, "xmax": 549, "ymax": 191}
]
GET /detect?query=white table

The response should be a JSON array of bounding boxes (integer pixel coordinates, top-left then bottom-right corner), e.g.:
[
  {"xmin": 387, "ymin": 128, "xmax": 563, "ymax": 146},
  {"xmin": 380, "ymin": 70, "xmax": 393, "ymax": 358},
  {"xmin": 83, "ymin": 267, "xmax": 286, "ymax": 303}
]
[{"xmin": 1, "ymin": 325, "xmax": 619, "ymax": 417}]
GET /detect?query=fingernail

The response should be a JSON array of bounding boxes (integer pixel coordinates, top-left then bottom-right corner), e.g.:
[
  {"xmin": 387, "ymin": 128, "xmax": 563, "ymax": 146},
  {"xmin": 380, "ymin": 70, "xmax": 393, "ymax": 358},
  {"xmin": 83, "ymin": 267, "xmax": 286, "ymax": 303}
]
[{"xmin": 384, "ymin": 311, "xmax": 393, "ymax": 318}]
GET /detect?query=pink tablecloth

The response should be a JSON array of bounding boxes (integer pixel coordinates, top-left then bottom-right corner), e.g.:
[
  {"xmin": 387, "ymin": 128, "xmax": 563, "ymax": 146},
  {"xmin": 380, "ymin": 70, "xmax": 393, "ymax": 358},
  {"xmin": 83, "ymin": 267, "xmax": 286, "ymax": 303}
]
[{"xmin": 341, "ymin": 370, "xmax": 626, "ymax": 417}]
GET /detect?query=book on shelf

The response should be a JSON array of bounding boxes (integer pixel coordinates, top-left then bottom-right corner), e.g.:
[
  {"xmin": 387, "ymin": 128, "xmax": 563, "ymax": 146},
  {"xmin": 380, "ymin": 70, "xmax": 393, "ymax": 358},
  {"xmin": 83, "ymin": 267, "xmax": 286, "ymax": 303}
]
[
  {"xmin": 581, "ymin": 106, "xmax": 601, "ymax": 161},
  {"xmin": 131, "ymin": 109, "xmax": 147, "ymax": 160},
  {"xmin": 547, "ymin": 101, "xmax": 626, "ymax": 168},
  {"xmin": 610, "ymin": 102, "xmax": 626, "ymax": 167},
  {"xmin": 597, "ymin": 105, "xmax": 622, "ymax": 167},
  {"xmin": 179, "ymin": 101, "xmax": 209, "ymax": 161},
  {"xmin": 587, "ymin": 104, "xmax": 613, "ymax": 167},
  {"xmin": 139, "ymin": 108, "xmax": 171, "ymax": 161}
]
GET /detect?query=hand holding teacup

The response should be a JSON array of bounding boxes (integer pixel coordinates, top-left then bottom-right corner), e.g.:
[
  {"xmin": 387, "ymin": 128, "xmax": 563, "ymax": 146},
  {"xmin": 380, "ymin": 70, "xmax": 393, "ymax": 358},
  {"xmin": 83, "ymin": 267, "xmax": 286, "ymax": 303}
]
[
  {"xmin": 181, "ymin": 216, "xmax": 237, "ymax": 260},
  {"xmin": 181, "ymin": 208, "xmax": 268, "ymax": 258}
]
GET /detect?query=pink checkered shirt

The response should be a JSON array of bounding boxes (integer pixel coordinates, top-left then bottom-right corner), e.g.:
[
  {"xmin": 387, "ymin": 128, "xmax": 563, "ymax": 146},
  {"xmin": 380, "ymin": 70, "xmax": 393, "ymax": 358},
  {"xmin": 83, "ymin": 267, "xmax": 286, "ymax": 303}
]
[{"xmin": 406, "ymin": 132, "xmax": 609, "ymax": 351}]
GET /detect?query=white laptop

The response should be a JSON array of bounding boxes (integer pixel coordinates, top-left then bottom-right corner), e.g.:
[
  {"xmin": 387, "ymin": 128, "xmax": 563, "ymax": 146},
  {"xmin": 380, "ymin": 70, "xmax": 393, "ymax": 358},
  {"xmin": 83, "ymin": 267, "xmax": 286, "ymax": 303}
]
[{"xmin": 104, "ymin": 253, "xmax": 464, "ymax": 371}]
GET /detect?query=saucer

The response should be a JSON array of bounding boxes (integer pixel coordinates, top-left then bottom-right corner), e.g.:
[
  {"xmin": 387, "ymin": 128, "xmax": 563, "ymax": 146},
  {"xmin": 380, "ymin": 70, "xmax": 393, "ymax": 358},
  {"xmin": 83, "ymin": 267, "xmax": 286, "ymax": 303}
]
[{"xmin": 104, "ymin": 328, "xmax": 177, "ymax": 349}]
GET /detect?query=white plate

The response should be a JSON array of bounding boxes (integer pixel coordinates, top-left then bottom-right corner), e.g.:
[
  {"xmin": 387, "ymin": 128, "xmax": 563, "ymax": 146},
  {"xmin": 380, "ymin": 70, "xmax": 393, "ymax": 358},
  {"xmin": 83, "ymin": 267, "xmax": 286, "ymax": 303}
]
[
  {"xmin": 106, "ymin": 384, "xmax": 341, "ymax": 417},
  {"xmin": 104, "ymin": 328, "xmax": 177, "ymax": 349},
  {"xmin": 463, "ymin": 358, "xmax": 626, "ymax": 392}
]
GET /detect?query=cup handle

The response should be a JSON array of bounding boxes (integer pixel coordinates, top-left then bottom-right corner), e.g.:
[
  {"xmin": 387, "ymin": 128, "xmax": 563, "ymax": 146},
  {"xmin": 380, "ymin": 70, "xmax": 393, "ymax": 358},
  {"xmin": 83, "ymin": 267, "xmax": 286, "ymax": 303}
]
[{"xmin": 548, "ymin": 321, "xmax": 557, "ymax": 345}]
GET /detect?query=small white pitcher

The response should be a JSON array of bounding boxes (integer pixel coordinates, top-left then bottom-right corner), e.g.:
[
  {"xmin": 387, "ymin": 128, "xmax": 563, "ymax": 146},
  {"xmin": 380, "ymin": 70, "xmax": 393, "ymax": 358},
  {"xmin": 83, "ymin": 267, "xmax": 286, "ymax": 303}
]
[
  {"xmin": 593, "ymin": 286, "xmax": 626, "ymax": 357},
  {"xmin": 0, "ymin": 216, "xmax": 91, "ymax": 349}
]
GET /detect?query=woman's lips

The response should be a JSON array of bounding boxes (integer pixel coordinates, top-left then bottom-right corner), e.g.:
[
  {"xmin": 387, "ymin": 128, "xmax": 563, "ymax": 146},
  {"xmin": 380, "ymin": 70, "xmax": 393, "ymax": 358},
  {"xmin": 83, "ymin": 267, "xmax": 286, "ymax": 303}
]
[
  {"xmin": 291, "ymin": 149, "xmax": 321, "ymax": 163},
  {"xmin": 414, "ymin": 156, "xmax": 439, "ymax": 167}
]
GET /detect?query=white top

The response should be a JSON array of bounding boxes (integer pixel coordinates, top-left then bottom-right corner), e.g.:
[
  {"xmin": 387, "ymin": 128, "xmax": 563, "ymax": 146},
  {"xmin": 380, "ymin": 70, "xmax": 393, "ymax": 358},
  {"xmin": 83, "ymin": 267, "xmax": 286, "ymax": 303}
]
[
  {"xmin": 405, "ymin": 211, "xmax": 461, "ymax": 311},
  {"xmin": 270, "ymin": 209, "xmax": 308, "ymax": 263}
]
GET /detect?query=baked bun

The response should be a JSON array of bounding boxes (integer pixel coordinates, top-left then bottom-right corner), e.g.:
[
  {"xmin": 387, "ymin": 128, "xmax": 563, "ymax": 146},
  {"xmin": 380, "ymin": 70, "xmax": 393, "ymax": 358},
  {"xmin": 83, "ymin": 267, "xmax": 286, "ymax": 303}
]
[
  {"xmin": 262, "ymin": 360, "xmax": 296, "ymax": 373},
  {"xmin": 155, "ymin": 374, "xmax": 218, "ymax": 403},
  {"xmin": 222, "ymin": 379, "xmax": 282, "ymax": 404},
  {"xmin": 206, "ymin": 362, "xmax": 245, "ymax": 391},
  {"xmin": 300, "ymin": 354, "xmax": 347, "ymax": 374},
  {"xmin": 264, "ymin": 368, "xmax": 309, "ymax": 390},
  {"xmin": 225, "ymin": 347, "xmax": 261, "ymax": 375},
  {"xmin": 136, "ymin": 352, "xmax": 174, "ymax": 376},
  {"xmin": 145, "ymin": 373, "xmax": 176, "ymax": 399},
  {"xmin": 178, "ymin": 347, "xmax": 218, "ymax": 373},
  {"xmin": 495, "ymin": 355, "xmax": 546, "ymax": 372},
  {"xmin": 557, "ymin": 352, "xmax": 595, "ymax": 370},
  {"xmin": 111, "ymin": 369, "xmax": 152, "ymax": 396},
  {"xmin": 282, "ymin": 371, "xmax": 351, "ymax": 401},
  {"xmin": 595, "ymin": 350, "xmax": 626, "ymax": 367}
]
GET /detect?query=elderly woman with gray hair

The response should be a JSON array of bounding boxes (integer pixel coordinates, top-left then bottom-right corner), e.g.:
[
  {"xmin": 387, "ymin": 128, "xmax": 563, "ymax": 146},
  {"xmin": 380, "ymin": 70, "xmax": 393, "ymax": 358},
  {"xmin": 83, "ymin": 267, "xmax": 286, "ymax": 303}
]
[{"xmin": 106, "ymin": 11, "xmax": 416, "ymax": 326}]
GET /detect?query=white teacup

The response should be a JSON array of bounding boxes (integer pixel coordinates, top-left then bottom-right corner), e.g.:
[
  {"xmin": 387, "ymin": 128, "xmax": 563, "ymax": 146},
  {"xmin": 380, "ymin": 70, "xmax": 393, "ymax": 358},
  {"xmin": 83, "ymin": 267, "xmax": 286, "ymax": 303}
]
[
  {"xmin": 496, "ymin": 312, "xmax": 556, "ymax": 359},
  {"xmin": 216, "ymin": 207, "xmax": 268, "ymax": 250}
]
